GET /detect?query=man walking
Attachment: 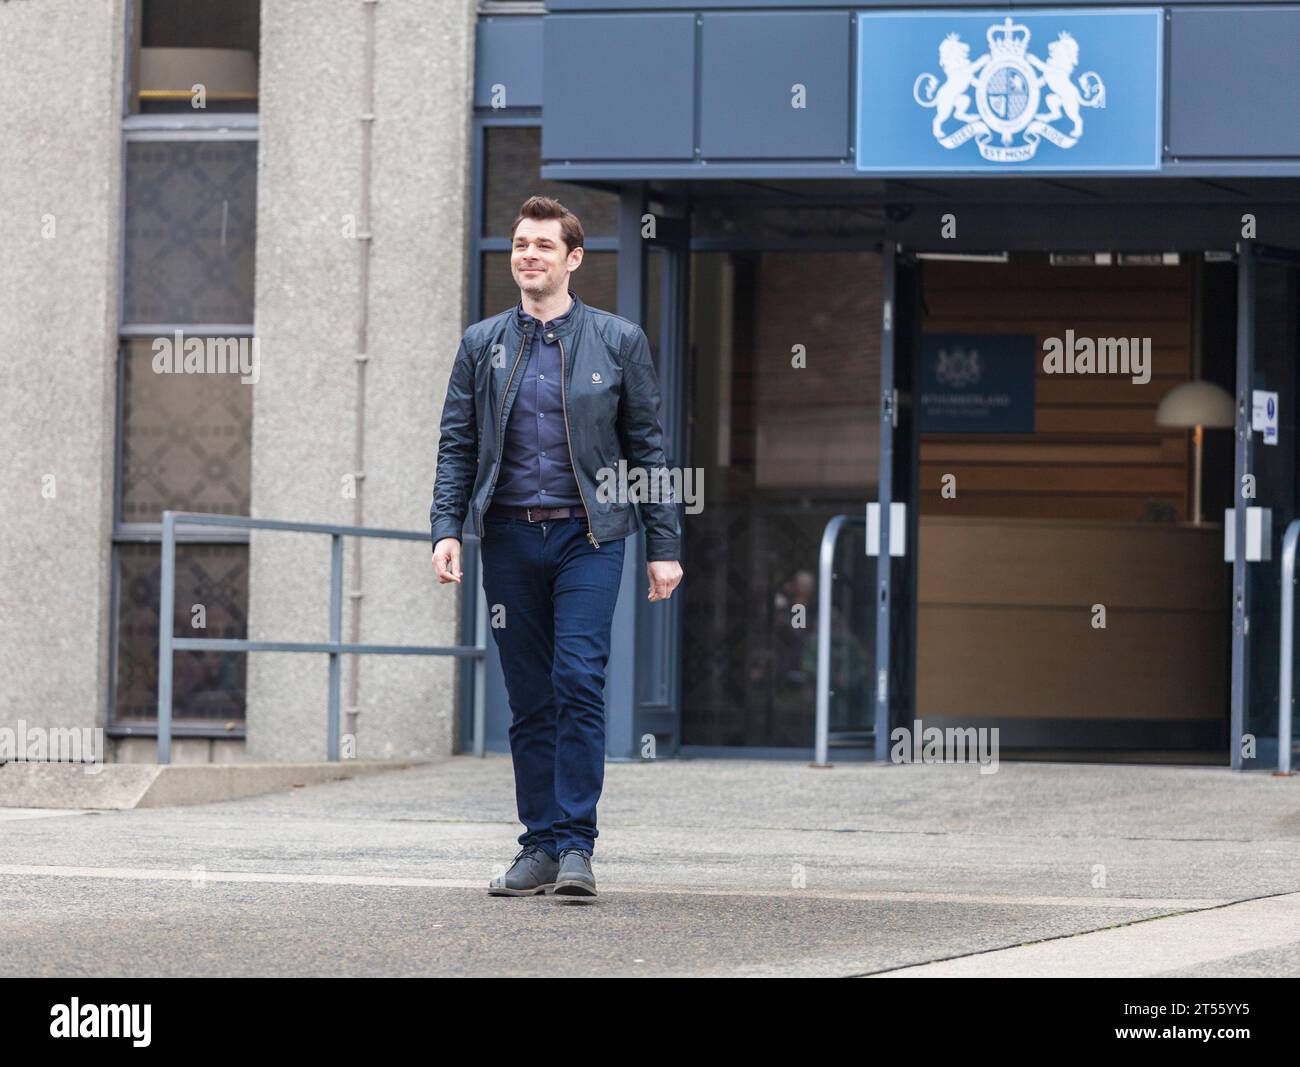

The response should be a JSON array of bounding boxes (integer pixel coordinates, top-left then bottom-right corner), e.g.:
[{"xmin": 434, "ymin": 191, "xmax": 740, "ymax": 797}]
[{"xmin": 430, "ymin": 196, "xmax": 683, "ymax": 898}]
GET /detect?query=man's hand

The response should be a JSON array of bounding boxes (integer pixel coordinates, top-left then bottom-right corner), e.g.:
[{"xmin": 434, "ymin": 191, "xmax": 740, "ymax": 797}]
[
  {"xmin": 647, "ymin": 560, "xmax": 683, "ymax": 602},
  {"xmin": 432, "ymin": 537, "xmax": 462, "ymax": 584}
]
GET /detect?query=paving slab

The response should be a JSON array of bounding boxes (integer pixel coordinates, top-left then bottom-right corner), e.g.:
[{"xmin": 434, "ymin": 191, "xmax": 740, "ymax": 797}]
[{"xmin": 0, "ymin": 756, "xmax": 1296, "ymax": 976}]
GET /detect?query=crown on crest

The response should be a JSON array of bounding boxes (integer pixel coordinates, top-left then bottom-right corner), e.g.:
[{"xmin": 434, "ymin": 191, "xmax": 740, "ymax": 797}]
[{"xmin": 987, "ymin": 16, "xmax": 1030, "ymax": 58}]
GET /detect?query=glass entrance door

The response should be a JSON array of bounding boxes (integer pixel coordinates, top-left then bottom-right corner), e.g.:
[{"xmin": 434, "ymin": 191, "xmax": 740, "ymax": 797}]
[
  {"xmin": 903, "ymin": 248, "xmax": 1230, "ymax": 759},
  {"xmin": 1232, "ymin": 244, "xmax": 1300, "ymax": 768},
  {"xmin": 680, "ymin": 249, "xmax": 883, "ymax": 750}
]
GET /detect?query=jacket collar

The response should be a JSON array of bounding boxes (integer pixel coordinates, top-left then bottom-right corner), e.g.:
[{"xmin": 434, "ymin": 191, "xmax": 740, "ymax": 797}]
[{"xmin": 513, "ymin": 288, "xmax": 584, "ymax": 343}]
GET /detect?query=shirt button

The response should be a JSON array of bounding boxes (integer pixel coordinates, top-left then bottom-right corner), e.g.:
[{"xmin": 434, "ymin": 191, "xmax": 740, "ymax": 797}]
[
  {"xmin": 538, "ymin": 412, "xmax": 544, "ymax": 418},
  {"xmin": 538, "ymin": 373, "xmax": 544, "ymax": 380},
  {"xmin": 545, "ymin": 333, "xmax": 554, "ymax": 341},
  {"xmin": 541, "ymin": 451, "xmax": 546, "ymax": 456}
]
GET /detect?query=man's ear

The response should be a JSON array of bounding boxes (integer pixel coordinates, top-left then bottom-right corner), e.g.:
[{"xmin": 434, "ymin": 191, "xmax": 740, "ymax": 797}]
[{"xmin": 567, "ymin": 246, "xmax": 584, "ymax": 272}]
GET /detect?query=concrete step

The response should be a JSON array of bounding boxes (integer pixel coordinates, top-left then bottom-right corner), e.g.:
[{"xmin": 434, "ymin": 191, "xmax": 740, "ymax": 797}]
[{"xmin": 0, "ymin": 760, "xmax": 428, "ymax": 810}]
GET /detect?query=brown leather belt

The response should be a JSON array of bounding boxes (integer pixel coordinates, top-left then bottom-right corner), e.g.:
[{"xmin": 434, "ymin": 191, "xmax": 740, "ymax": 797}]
[{"xmin": 487, "ymin": 504, "xmax": 583, "ymax": 523}]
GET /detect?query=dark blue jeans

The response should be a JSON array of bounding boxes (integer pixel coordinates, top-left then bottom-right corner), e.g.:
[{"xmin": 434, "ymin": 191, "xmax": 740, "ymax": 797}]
[{"xmin": 480, "ymin": 513, "xmax": 625, "ymax": 859}]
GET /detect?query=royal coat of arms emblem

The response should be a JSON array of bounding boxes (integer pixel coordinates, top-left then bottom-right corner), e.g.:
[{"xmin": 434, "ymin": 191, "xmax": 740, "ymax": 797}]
[
  {"xmin": 912, "ymin": 16, "xmax": 1106, "ymax": 162},
  {"xmin": 935, "ymin": 345, "xmax": 981, "ymax": 389}
]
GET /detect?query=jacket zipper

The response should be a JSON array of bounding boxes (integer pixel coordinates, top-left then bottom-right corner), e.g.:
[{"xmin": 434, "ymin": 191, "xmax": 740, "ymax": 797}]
[
  {"xmin": 480, "ymin": 331, "xmax": 529, "ymax": 537},
  {"xmin": 557, "ymin": 335, "xmax": 600, "ymax": 548}
]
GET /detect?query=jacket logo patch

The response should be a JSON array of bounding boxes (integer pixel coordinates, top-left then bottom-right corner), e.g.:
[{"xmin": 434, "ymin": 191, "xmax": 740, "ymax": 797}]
[{"xmin": 591, "ymin": 372, "xmax": 602, "ymax": 384}]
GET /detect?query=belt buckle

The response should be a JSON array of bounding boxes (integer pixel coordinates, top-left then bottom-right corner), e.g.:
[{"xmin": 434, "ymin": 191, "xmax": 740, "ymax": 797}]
[{"xmin": 526, "ymin": 506, "xmax": 534, "ymax": 522}]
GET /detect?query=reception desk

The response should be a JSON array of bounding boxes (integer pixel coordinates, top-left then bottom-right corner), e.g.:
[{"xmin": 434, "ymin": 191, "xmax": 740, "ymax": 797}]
[{"xmin": 916, "ymin": 516, "xmax": 1230, "ymax": 722}]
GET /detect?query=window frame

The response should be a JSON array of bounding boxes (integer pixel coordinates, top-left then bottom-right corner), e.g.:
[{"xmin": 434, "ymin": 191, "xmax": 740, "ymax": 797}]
[
  {"xmin": 127, "ymin": 0, "xmax": 261, "ymax": 118},
  {"xmin": 109, "ymin": 1, "xmax": 260, "ymax": 737}
]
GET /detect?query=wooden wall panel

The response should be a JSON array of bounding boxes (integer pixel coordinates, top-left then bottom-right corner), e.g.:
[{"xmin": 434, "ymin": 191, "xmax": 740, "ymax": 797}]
[
  {"xmin": 918, "ymin": 516, "xmax": 1227, "ymax": 610},
  {"xmin": 919, "ymin": 255, "xmax": 1195, "ymax": 521},
  {"xmin": 754, "ymin": 251, "xmax": 881, "ymax": 489},
  {"xmin": 916, "ymin": 607, "xmax": 1228, "ymax": 719},
  {"xmin": 916, "ymin": 517, "xmax": 1229, "ymax": 721}
]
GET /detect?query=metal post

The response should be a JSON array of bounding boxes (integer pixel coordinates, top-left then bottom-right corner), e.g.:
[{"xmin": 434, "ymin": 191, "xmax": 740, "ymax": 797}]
[
  {"xmin": 1230, "ymin": 243, "xmax": 1255, "ymax": 769},
  {"xmin": 814, "ymin": 516, "xmax": 850, "ymax": 767},
  {"xmin": 606, "ymin": 182, "xmax": 646, "ymax": 761},
  {"xmin": 874, "ymin": 242, "xmax": 898, "ymax": 762},
  {"xmin": 1279, "ymin": 520, "xmax": 1300, "ymax": 775},
  {"xmin": 474, "ymin": 562, "xmax": 488, "ymax": 758},
  {"xmin": 157, "ymin": 511, "xmax": 177, "ymax": 765},
  {"xmin": 328, "ymin": 533, "xmax": 344, "ymax": 760}
]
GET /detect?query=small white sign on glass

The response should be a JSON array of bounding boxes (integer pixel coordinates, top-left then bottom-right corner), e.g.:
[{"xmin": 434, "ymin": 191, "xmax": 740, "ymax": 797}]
[{"xmin": 1251, "ymin": 389, "xmax": 1279, "ymax": 446}]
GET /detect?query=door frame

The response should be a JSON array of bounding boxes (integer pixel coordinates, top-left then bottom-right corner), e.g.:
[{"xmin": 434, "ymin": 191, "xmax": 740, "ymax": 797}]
[
  {"xmin": 602, "ymin": 184, "xmax": 691, "ymax": 761},
  {"xmin": 1232, "ymin": 241, "xmax": 1300, "ymax": 768},
  {"xmin": 880, "ymin": 234, "xmax": 1255, "ymax": 762},
  {"xmin": 875, "ymin": 241, "xmax": 922, "ymax": 759},
  {"xmin": 636, "ymin": 195, "xmax": 691, "ymax": 758}
]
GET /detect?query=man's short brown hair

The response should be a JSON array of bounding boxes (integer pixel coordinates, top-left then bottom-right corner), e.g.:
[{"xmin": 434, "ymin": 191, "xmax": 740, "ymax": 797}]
[{"xmin": 511, "ymin": 195, "xmax": 585, "ymax": 254}]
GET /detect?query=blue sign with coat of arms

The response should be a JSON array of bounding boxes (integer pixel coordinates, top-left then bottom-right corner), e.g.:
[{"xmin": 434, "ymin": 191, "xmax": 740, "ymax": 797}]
[
  {"xmin": 919, "ymin": 334, "xmax": 1037, "ymax": 433},
  {"xmin": 856, "ymin": 8, "xmax": 1163, "ymax": 172}
]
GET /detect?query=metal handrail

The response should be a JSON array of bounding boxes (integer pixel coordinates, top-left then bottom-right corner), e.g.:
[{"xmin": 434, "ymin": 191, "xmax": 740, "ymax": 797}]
[
  {"xmin": 814, "ymin": 514, "xmax": 867, "ymax": 767},
  {"xmin": 1278, "ymin": 519, "xmax": 1300, "ymax": 774},
  {"xmin": 157, "ymin": 511, "xmax": 487, "ymax": 765}
]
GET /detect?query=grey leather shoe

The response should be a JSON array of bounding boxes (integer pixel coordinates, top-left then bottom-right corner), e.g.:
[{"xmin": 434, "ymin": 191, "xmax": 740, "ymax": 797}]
[
  {"xmin": 488, "ymin": 844, "xmax": 559, "ymax": 896},
  {"xmin": 552, "ymin": 847, "xmax": 597, "ymax": 897}
]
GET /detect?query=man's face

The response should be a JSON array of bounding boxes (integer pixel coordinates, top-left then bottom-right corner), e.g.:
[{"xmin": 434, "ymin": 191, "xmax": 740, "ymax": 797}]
[{"xmin": 511, "ymin": 217, "xmax": 582, "ymax": 300}]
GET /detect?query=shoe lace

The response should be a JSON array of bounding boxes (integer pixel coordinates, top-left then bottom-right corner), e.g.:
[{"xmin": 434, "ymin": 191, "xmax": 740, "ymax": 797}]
[
  {"xmin": 512, "ymin": 844, "xmax": 548, "ymax": 866},
  {"xmin": 557, "ymin": 847, "xmax": 590, "ymax": 860}
]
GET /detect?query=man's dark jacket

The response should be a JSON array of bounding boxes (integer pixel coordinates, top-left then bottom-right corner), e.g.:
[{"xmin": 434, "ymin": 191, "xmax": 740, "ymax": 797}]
[{"xmin": 429, "ymin": 290, "xmax": 682, "ymax": 562}]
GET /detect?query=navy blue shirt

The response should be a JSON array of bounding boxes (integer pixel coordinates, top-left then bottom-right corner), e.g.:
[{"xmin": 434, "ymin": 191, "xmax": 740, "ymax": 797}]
[{"xmin": 491, "ymin": 293, "xmax": 584, "ymax": 508}]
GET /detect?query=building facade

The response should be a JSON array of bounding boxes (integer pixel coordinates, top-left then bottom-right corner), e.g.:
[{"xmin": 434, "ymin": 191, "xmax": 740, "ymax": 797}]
[
  {"xmin": 3, "ymin": 0, "xmax": 476, "ymax": 764},
  {"xmin": 469, "ymin": 0, "xmax": 1300, "ymax": 770},
  {"xmin": 4, "ymin": 1, "xmax": 1298, "ymax": 770}
]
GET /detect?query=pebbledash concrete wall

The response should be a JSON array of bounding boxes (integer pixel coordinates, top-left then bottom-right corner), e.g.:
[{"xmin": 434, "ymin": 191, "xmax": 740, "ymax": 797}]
[
  {"xmin": 244, "ymin": 0, "xmax": 476, "ymax": 761},
  {"xmin": 0, "ymin": 1, "xmax": 125, "ymax": 745}
]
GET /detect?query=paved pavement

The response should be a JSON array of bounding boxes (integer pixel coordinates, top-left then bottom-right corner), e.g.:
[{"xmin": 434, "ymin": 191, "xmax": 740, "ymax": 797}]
[{"xmin": 2, "ymin": 756, "xmax": 1298, "ymax": 977}]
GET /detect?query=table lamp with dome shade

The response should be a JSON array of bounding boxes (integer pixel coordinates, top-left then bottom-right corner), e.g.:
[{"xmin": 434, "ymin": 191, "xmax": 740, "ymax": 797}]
[{"xmin": 1156, "ymin": 379, "xmax": 1235, "ymax": 526}]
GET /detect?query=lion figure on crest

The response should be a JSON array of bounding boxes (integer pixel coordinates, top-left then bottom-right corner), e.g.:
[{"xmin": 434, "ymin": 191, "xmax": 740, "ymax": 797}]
[
  {"xmin": 912, "ymin": 33, "xmax": 989, "ymax": 139},
  {"xmin": 1028, "ymin": 32, "xmax": 1106, "ymax": 137}
]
